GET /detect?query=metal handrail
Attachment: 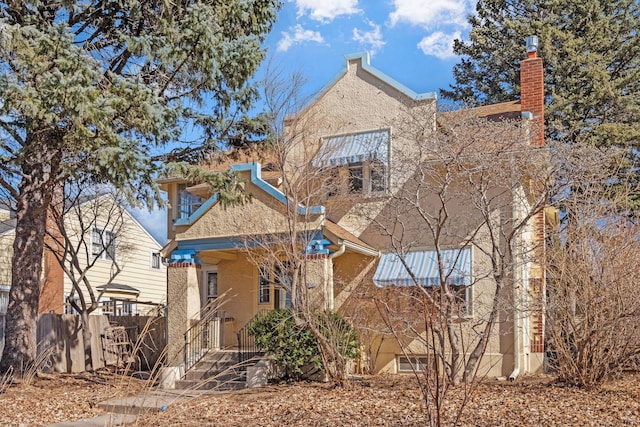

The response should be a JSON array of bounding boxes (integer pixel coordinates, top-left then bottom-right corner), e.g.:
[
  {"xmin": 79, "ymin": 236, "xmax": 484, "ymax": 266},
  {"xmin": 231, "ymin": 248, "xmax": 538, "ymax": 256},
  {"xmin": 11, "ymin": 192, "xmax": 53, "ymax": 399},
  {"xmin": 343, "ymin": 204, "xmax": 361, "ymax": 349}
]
[
  {"xmin": 183, "ymin": 300, "xmax": 225, "ymax": 374},
  {"xmin": 237, "ymin": 309, "xmax": 269, "ymax": 368}
]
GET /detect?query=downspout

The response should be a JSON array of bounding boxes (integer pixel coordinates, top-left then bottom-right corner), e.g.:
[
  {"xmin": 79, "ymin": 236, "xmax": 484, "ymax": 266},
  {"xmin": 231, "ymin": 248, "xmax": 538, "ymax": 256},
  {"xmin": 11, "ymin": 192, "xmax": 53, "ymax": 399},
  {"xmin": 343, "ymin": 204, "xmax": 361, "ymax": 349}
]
[
  {"xmin": 327, "ymin": 243, "xmax": 346, "ymax": 311},
  {"xmin": 510, "ymin": 185, "xmax": 523, "ymax": 381}
]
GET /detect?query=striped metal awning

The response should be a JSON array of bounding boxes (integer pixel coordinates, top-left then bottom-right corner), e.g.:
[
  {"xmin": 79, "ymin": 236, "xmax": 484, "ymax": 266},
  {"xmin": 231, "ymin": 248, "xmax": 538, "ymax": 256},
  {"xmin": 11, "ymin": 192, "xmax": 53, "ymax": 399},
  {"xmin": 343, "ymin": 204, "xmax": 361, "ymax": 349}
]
[
  {"xmin": 313, "ymin": 129, "xmax": 389, "ymax": 167},
  {"xmin": 373, "ymin": 248, "xmax": 471, "ymax": 287}
]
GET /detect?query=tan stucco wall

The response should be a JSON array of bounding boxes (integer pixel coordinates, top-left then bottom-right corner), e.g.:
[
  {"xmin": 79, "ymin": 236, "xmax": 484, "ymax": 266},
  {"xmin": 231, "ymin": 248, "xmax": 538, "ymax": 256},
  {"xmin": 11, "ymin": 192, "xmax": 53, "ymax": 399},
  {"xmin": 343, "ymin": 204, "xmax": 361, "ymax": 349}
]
[
  {"xmin": 285, "ymin": 56, "xmax": 436, "ymax": 236},
  {"xmin": 175, "ymin": 177, "xmax": 323, "ymax": 242}
]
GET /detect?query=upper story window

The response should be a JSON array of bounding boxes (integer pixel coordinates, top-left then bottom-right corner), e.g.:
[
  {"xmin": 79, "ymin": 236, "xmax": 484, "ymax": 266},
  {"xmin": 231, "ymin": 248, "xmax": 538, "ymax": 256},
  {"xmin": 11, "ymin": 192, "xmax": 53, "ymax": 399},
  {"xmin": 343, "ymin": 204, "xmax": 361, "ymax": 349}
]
[
  {"xmin": 177, "ymin": 184, "xmax": 203, "ymax": 219},
  {"xmin": 314, "ymin": 129, "xmax": 390, "ymax": 197},
  {"xmin": 151, "ymin": 251, "xmax": 162, "ymax": 269},
  {"xmin": 92, "ymin": 228, "xmax": 116, "ymax": 261}
]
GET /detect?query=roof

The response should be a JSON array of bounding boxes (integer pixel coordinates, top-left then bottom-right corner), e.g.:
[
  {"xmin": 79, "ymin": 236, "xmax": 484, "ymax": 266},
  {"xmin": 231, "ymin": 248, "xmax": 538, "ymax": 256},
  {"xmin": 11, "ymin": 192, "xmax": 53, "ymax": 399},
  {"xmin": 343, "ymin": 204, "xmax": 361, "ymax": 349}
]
[
  {"xmin": 465, "ymin": 100, "xmax": 522, "ymax": 121},
  {"xmin": 96, "ymin": 283, "xmax": 140, "ymax": 295},
  {"xmin": 323, "ymin": 219, "xmax": 377, "ymax": 256}
]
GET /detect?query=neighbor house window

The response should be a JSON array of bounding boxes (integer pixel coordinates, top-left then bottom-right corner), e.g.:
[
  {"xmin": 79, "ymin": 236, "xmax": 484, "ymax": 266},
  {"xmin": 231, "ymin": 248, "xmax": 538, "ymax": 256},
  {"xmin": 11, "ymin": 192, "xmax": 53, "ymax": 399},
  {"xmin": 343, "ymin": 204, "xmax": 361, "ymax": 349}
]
[
  {"xmin": 92, "ymin": 228, "xmax": 116, "ymax": 261},
  {"xmin": 178, "ymin": 184, "xmax": 203, "ymax": 219},
  {"xmin": 151, "ymin": 251, "xmax": 162, "ymax": 269},
  {"xmin": 0, "ymin": 285, "xmax": 9, "ymax": 315},
  {"xmin": 64, "ymin": 293, "xmax": 81, "ymax": 315}
]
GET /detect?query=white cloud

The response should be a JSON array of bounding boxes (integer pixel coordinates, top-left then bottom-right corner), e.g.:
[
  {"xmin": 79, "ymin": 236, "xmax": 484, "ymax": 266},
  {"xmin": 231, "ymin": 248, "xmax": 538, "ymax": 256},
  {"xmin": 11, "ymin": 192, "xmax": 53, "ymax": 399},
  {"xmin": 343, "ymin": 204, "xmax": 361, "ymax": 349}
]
[
  {"xmin": 389, "ymin": 0, "xmax": 470, "ymax": 29},
  {"xmin": 292, "ymin": 0, "xmax": 361, "ymax": 23},
  {"xmin": 277, "ymin": 25, "xmax": 325, "ymax": 52},
  {"xmin": 417, "ymin": 30, "xmax": 461, "ymax": 60},
  {"xmin": 352, "ymin": 20, "xmax": 386, "ymax": 55}
]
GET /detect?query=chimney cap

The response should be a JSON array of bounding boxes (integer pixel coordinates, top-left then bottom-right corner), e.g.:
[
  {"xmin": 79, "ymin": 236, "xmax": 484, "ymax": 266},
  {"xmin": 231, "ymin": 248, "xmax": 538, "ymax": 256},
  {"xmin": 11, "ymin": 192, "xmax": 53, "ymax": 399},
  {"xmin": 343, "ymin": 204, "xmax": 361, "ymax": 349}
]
[{"xmin": 526, "ymin": 36, "xmax": 539, "ymax": 53}]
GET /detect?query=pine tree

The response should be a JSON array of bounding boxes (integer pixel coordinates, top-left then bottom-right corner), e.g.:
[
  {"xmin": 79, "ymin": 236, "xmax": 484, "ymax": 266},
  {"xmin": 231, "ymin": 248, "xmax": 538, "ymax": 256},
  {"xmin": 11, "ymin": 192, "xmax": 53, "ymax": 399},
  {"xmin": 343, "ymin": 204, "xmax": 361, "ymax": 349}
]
[
  {"xmin": 442, "ymin": 0, "xmax": 640, "ymax": 150},
  {"xmin": 0, "ymin": 0, "xmax": 281, "ymax": 375}
]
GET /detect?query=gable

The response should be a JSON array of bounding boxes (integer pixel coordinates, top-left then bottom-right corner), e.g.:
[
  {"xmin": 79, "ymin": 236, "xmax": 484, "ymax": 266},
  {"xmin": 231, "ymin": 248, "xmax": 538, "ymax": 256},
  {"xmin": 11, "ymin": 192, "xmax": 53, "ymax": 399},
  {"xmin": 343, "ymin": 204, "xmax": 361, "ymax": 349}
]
[{"xmin": 175, "ymin": 163, "xmax": 325, "ymax": 241}]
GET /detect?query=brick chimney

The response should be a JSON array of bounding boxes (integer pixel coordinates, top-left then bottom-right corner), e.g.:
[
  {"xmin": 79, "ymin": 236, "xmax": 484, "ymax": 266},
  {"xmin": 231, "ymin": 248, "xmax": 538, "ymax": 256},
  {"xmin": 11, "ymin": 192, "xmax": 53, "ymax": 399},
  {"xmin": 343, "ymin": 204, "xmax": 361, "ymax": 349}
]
[{"xmin": 520, "ymin": 36, "xmax": 544, "ymax": 147}]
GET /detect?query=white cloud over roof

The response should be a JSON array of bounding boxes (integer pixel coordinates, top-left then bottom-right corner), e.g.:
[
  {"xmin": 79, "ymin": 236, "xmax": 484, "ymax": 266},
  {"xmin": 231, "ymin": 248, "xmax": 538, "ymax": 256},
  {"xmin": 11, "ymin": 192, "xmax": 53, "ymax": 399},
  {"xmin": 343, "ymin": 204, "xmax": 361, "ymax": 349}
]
[
  {"xmin": 277, "ymin": 24, "xmax": 326, "ymax": 52},
  {"xmin": 389, "ymin": 0, "xmax": 470, "ymax": 28},
  {"xmin": 292, "ymin": 0, "xmax": 361, "ymax": 23},
  {"xmin": 417, "ymin": 30, "xmax": 461, "ymax": 59},
  {"xmin": 352, "ymin": 20, "xmax": 386, "ymax": 55}
]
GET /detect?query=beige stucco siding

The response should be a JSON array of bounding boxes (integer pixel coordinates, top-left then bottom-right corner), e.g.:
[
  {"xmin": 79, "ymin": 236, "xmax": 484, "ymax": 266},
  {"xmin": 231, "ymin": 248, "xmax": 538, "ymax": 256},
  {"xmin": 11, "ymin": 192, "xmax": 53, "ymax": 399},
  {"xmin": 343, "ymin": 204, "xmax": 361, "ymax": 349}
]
[{"xmin": 176, "ymin": 179, "xmax": 323, "ymax": 242}]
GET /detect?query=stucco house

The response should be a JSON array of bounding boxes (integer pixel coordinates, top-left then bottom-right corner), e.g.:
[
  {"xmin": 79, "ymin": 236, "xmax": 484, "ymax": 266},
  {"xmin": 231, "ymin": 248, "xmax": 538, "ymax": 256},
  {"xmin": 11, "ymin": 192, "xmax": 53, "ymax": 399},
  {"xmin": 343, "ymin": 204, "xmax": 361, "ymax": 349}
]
[
  {"xmin": 161, "ymin": 39, "xmax": 550, "ymax": 383},
  {"xmin": 0, "ymin": 193, "xmax": 166, "ymax": 317}
]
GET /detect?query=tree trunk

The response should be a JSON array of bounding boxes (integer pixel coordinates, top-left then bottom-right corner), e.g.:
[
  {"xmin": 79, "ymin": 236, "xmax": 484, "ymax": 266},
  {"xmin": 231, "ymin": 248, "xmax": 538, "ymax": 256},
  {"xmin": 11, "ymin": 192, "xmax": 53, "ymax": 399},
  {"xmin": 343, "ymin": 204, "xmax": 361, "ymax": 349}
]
[
  {"xmin": 80, "ymin": 311, "xmax": 93, "ymax": 371},
  {"xmin": 0, "ymin": 139, "xmax": 60, "ymax": 376}
]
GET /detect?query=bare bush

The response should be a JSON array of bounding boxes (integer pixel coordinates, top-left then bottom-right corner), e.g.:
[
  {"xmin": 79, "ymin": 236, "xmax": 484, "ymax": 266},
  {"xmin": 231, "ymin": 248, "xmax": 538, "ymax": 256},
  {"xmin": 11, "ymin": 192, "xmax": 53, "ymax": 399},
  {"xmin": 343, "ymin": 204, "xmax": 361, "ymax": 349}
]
[{"xmin": 546, "ymin": 145, "xmax": 640, "ymax": 386}]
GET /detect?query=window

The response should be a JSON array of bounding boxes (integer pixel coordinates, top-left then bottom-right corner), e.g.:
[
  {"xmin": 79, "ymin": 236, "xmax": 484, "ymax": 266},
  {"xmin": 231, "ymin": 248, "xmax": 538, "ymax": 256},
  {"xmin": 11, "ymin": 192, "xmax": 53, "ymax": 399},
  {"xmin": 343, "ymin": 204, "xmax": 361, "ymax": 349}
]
[
  {"xmin": 100, "ymin": 297, "xmax": 115, "ymax": 316},
  {"xmin": 151, "ymin": 251, "xmax": 162, "ymax": 269},
  {"xmin": 370, "ymin": 159, "xmax": 387, "ymax": 193},
  {"xmin": 178, "ymin": 184, "xmax": 203, "ymax": 219},
  {"xmin": 373, "ymin": 248, "xmax": 473, "ymax": 316},
  {"xmin": 314, "ymin": 129, "xmax": 390, "ymax": 197},
  {"xmin": 99, "ymin": 297, "xmax": 136, "ymax": 316},
  {"xmin": 92, "ymin": 228, "xmax": 116, "ymax": 261},
  {"xmin": 122, "ymin": 300, "xmax": 136, "ymax": 316},
  {"xmin": 398, "ymin": 355, "xmax": 434, "ymax": 373},
  {"xmin": 0, "ymin": 285, "xmax": 9, "ymax": 315},
  {"xmin": 64, "ymin": 293, "xmax": 81, "ymax": 314},
  {"xmin": 206, "ymin": 271, "xmax": 218, "ymax": 301},
  {"xmin": 258, "ymin": 268, "xmax": 270, "ymax": 304},
  {"xmin": 426, "ymin": 284, "xmax": 472, "ymax": 317},
  {"xmin": 258, "ymin": 264, "xmax": 294, "ymax": 306},
  {"xmin": 348, "ymin": 162, "xmax": 364, "ymax": 193}
]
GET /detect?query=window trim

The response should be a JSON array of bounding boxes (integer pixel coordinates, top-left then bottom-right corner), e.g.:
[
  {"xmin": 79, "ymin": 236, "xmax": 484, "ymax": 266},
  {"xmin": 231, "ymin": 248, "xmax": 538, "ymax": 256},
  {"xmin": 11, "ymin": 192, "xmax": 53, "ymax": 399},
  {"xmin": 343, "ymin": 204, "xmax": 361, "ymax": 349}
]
[
  {"xmin": 91, "ymin": 228, "xmax": 116, "ymax": 261},
  {"xmin": 177, "ymin": 183, "xmax": 204, "ymax": 220},
  {"xmin": 150, "ymin": 251, "xmax": 162, "ymax": 269}
]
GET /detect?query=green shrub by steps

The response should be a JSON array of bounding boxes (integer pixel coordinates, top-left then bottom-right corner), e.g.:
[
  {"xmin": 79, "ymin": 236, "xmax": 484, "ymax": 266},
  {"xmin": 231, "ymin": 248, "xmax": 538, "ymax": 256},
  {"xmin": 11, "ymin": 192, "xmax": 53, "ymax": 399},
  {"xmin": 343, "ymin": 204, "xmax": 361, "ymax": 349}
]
[{"xmin": 248, "ymin": 309, "xmax": 358, "ymax": 381}]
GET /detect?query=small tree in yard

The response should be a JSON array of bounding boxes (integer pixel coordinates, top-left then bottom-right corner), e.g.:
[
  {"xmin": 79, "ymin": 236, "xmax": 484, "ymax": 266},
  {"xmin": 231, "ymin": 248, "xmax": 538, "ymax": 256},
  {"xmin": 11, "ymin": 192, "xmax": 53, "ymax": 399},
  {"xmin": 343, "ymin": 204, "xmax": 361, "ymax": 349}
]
[
  {"xmin": 545, "ymin": 145, "xmax": 640, "ymax": 387},
  {"xmin": 237, "ymin": 68, "xmax": 360, "ymax": 386},
  {"xmin": 44, "ymin": 183, "xmax": 134, "ymax": 371}
]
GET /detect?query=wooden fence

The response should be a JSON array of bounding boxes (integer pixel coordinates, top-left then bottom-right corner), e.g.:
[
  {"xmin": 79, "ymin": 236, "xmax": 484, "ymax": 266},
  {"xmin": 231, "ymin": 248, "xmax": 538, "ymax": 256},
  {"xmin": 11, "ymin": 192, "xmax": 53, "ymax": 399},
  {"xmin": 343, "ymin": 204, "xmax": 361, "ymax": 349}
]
[{"xmin": 35, "ymin": 314, "xmax": 166, "ymax": 374}]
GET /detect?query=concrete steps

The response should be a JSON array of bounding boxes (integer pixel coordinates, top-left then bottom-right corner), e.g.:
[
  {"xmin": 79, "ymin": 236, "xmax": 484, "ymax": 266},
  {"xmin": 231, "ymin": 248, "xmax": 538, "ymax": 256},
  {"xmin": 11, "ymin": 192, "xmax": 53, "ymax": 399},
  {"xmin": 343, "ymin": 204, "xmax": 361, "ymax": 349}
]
[{"xmin": 174, "ymin": 350, "xmax": 251, "ymax": 391}]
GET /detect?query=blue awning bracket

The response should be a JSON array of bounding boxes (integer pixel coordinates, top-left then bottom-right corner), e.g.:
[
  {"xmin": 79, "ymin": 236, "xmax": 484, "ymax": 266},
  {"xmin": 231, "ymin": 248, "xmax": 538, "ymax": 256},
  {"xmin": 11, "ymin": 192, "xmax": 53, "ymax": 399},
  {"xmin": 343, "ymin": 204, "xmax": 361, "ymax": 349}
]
[{"xmin": 373, "ymin": 247, "xmax": 471, "ymax": 287}]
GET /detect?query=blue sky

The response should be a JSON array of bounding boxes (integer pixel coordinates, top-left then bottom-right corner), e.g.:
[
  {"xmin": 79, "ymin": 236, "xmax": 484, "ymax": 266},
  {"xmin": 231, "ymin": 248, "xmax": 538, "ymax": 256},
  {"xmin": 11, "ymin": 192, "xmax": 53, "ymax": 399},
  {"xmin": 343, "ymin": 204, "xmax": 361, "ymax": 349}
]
[
  {"xmin": 261, "ymin": 0, "xmax": 475, "ymax": 98},
  {"xmin": 133, "ymin": 0, "xmax": 477, "ymax": 244}
]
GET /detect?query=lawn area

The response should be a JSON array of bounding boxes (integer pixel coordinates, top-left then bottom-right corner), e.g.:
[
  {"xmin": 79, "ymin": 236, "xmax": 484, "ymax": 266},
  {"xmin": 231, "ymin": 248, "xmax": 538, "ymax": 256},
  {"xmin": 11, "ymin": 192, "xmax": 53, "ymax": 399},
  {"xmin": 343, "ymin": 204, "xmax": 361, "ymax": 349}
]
[{"xmin": 1, "ymin": 371, "xmax": 639, "ymax": 426}]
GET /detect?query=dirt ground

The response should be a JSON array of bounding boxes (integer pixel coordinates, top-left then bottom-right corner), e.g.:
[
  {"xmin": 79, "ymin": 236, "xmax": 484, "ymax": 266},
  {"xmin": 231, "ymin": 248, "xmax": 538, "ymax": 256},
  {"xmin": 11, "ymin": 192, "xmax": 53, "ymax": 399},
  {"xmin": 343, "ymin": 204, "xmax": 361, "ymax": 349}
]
[{"xmin": 1, "ymin": 371, "xmax": 639, "ymax": 426}]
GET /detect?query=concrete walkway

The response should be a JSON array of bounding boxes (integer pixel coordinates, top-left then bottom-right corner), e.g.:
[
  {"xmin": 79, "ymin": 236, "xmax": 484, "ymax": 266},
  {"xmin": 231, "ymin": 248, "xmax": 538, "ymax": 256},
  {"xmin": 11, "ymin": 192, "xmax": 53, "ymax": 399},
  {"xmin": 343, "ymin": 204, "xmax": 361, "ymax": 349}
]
[{"xmin": 46, "ymin": 389, "xmax": 208, "ymax": 427}]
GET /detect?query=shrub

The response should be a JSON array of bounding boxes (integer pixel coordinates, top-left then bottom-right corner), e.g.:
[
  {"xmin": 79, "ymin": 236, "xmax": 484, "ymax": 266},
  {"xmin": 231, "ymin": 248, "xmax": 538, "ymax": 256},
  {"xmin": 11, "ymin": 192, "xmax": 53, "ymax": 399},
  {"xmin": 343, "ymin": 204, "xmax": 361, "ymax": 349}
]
[
  {"xmin": 249, "ymin": 309, "xmax": 360, "ymax": 381},
  {"xmin": 249, "ymin": 309, "xmax": 321, "ymax": 380}
]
